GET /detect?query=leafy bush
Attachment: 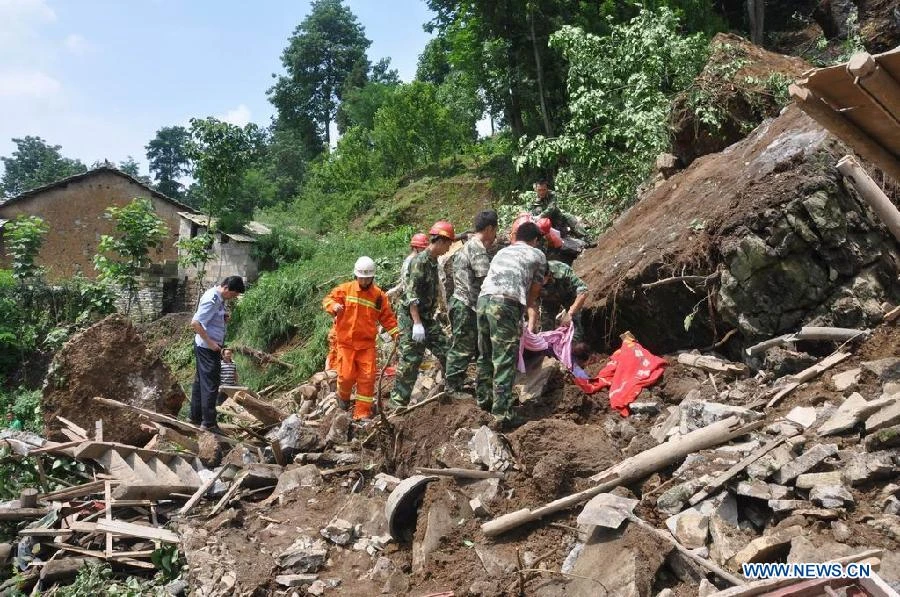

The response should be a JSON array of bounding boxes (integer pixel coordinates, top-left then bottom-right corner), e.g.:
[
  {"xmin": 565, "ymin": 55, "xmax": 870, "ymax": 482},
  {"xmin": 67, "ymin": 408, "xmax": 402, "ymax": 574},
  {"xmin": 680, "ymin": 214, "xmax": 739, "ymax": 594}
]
[
  {"xmin": 516, "ymin": 7, "xmax": 708, "ymax": 227},
  {"xmin": 228, "ymin": 227, "xmax": 410, "ymax": 386}
]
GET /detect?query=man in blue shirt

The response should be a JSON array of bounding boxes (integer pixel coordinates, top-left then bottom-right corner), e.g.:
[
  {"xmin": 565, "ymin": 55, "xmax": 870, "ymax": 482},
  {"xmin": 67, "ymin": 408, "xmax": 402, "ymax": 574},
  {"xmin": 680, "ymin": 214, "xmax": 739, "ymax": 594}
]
[{"xmin": 190, "ymin": 276, "xmax": 245, "ymax": 432}]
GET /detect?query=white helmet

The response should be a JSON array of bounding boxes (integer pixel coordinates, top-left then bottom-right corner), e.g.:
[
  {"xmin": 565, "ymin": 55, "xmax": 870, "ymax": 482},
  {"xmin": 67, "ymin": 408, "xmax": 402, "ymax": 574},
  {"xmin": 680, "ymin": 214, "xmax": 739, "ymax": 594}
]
[{"xmin": 354, "ymin": 256, "xmax": 376, "ymax": 278}]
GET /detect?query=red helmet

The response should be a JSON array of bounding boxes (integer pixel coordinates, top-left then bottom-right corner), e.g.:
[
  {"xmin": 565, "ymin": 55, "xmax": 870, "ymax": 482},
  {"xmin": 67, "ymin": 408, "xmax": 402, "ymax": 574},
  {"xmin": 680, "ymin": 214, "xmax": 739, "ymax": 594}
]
[
  {"xmin": 545, "ymin": 227, "xmax": 563, "ymax": 249},
  {"xmin": 410, "ymin": 233, "xmax": 429, "ymax": 249},
  {"xmin": 509, "ymin": 213, "xmax": 534, "ymax": 243},
  {"xmin": 429, "ymin": 220, "xmax": 455, "ymax": 240},
  {"xmin": 536, "ymin": 217, "xmax": 553, "ymax": 236}
]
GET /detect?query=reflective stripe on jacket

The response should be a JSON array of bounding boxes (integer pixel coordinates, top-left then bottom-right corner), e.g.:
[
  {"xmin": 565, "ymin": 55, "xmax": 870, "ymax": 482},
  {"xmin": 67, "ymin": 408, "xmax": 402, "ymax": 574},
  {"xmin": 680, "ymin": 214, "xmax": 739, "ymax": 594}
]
[{"xmin": 323, "ymin": 281, "xmax": 399, "ymax": 350}]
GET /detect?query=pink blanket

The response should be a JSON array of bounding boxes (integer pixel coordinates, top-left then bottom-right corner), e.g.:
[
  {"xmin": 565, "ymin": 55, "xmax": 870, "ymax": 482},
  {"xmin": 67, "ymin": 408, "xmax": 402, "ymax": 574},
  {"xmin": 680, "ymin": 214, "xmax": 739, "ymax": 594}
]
[{"xmin": 518, "ymin": 323, "xmax": 574, "ymax": 372}]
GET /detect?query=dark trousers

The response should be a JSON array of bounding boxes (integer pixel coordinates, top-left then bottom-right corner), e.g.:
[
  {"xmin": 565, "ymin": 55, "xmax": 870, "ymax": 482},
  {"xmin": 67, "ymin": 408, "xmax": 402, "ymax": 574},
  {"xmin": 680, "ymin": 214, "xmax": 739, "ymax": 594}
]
[{"xmin": 191, "ymin": 345, "xmax": 220, "ymax": 427}]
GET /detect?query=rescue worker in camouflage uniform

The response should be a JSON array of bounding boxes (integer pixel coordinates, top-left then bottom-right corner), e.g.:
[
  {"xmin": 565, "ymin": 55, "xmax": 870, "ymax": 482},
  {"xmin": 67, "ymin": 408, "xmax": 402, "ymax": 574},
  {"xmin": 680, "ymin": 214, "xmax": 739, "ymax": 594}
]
[
  {"xmin": 389, "ymin": 220, "xmax": 455, "ymax": 409},
  {"xmin": 539, "ymin": 260, "xmax": 588, "ymax": 341},
  {"xmin": 529, "ymin": 179, "xmax": 587, "ymax": 239},
  {"xmin": 445, "ymin": 210, "xmax": 498, "ymax": 397},
  {"xmin": 476, "ymin": 221, "xmax": 547, "ymax": 427}
]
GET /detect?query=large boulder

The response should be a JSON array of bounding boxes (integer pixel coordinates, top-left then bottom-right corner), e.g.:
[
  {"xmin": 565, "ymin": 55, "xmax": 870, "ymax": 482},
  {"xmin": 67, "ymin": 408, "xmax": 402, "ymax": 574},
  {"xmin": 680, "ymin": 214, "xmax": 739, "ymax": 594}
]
[
  {"xmin": 578, "ymin": 104, "xmax": 900, "ymax": 354},
  {"xmin": 42, "ymin": 314, "xmax": 185, "ymax": 445}
]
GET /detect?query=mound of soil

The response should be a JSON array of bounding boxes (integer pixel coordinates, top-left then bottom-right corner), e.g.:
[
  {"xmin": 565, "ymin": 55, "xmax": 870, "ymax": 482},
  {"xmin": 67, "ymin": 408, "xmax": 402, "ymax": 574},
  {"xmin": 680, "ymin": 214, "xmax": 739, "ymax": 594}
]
[
  {"xmin": 42, "ymin": 314, "xmax": 186, "ymax": 445},
  {"xmin": 670, "ymin": 33, "xmax": 811, "ymax": 168},
  {"xmin": 392, "ymin": 398, "xmax": 493, "ymax": 477},
  {"xmin": 578, "ymin": 104, "xmax": 900, "ymax": 354}
]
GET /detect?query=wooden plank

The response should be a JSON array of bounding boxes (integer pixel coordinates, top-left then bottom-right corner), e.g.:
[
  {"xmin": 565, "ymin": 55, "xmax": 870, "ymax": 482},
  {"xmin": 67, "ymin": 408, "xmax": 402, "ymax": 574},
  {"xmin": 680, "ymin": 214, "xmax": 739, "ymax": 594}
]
[
  {"xmin": 28, "ymin": 440, "xmax": 84, "ymax": 455},
  {"xmin": 416, "ymin": 467, "xmax": 506, "ymax": 480},
  {"xmin": 96, "ymin": 519, "xmax": 180, "ymax": 543},
  {"xmin": 764, "ymin": 351, "xmax": 851, "ymax": 408},
  {"xmin": 178, "ymin": 465, "xmax": 229, "ymax": 516},
  {"xmin": 156, "ymin": 425, "xmax": 199, "ymax": 453},
  {"xmin": 54, "ymin": 544, "xmax": 156, "ymax": 569},
  {"xmin": 39, "ymin": 480, "xmax": 106, "ymax": 502},
  {"xmin": 104, "ymin": 481, "xmax": 114, "ymax": 557},
  {"xmin": 0, "ymin": 508, "xmax": 51, "ymax": 521},
  {"xmin": 233, "ymin": 391, "xmax": 286, "ymax": 426},
  {"xmin": 208, "ymin": 470, "xmax": 248, "ymax": 518},
  {"xmin": 95, "ymin": 419, "xmax": 103, "ymax": 442},
  {"xmin": 18, "ymin": 529, "xmax": 74, "ymax": 537},
  {"xmin": 687, "ymin": 437, "xmax": 788, "ymax": 507},
  {"xmin": 74, "ymin": 441, "xmax": 186, "ymax": 461},
  {"xmin": 60, "ymin": 428, "xmax": 84, "ymax": 442},
  {"xmin": 91, "ymin": 396, "xmax": 238, "ymax": 445},
  {"xmin": 55, "ymin": 415, "xmax": 88, "ymax": 438}
]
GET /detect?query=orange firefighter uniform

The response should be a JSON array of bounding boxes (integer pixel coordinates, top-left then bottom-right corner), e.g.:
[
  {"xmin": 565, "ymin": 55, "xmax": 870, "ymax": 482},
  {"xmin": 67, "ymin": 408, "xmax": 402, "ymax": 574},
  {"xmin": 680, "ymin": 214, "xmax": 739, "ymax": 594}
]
[{"xmin": 322, "ymin": 281, "xmax": 399, "ymax": 419}]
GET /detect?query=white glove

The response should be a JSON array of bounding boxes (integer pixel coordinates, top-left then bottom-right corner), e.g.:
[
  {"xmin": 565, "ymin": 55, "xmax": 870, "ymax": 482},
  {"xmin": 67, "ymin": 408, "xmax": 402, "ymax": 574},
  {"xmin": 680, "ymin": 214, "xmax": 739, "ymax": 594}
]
[
  {"xmin": 412, "ymin": 323, "xmax": 426, "ymax": 343},
  {"xmin": 332, "ymin": 304, "xmax": 344, "ymax": 315}
]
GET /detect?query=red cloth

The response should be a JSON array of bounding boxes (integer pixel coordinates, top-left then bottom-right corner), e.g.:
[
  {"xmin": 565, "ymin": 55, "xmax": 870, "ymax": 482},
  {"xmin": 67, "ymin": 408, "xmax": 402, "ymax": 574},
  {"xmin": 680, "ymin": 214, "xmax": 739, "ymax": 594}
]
[{"xmin": 573, "ymin": 339, "xmax": 667, "ymax": 417}]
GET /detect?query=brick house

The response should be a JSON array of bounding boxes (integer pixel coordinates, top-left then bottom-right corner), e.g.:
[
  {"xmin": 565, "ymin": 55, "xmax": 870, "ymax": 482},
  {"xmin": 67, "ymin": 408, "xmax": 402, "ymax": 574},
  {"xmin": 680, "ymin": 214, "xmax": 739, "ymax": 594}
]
[{"xmin": 0, "ymin": 166, "xmax": 193, "ymax": 281}]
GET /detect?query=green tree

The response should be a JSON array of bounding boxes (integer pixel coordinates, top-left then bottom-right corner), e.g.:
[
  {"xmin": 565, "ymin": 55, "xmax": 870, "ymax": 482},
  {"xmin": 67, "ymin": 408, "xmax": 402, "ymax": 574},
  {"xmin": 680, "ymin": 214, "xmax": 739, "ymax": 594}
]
[
  {"xmin": 145, "ymin": 126, "xmax": 192, "ymax": 199},
  {"xmin": 93, "ymin": 198, "xmax": 168, "ymax": 316},
  {"xmin": 188, "ymin": 117, "xmax": 266, "ymax": 233},
  {"xmin": 372, "ymin": 80, "xmax": 477, "ymax": 174},
  {"xmin": 336, "ymin": 82, "xmax": 400, "ymax": 132},
  {"xmin": 4, "ymin": 215, "xmax": 48, "ymax": 281},
  {"xmin": 416, "ymin": 36, "xmax": 453, "ymax": 84},
  {"xmin": 118, "ymin": 156, "xmax": 152, "ymax": 185},
  {"xmin": 1, "ymin": 136, "xmax": 87, "ymax": 197},
  {"xmin": 268, "ymin": 0, "xmax": 371, "ymax": 149},
  {"xmin": 517, "ymin": 8, "xmax": 707, "ymax": 224}
]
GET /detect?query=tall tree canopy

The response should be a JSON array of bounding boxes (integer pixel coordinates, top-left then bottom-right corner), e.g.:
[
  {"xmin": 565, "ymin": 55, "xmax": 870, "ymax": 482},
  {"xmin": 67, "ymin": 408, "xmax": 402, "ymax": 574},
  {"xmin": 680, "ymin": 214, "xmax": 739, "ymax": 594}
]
[
  {"xmin": 1, "ymin": 136, "xmax": 87, "ymax": 198},
  {"xmin": 188, "ymin": 117, "xmax": 267, "ymax": 233},
  {"xmin": 268, "ymin": 0, "xmax": 371, "ymax": 150},
  {"xmin": 145, "ymin": 126, "xmax": 192, "ymax": 200}
]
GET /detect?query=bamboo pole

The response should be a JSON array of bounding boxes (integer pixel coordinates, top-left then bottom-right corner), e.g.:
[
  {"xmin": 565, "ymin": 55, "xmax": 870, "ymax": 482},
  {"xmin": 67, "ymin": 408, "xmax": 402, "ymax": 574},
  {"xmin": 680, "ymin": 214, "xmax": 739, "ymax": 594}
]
[
  {"xmin": 480, "ymin": 416, "xmax": 762, "ymax": 537},
  {"xmin": 837, "ymin": 154, "xmax": 900, "ymax": 243}
]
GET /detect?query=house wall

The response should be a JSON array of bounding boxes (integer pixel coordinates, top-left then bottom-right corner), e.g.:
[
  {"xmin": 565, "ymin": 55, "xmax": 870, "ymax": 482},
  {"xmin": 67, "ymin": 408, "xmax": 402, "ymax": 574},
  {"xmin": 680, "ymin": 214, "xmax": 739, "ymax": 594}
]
[
  {"xmin": 0, "ymin": 171, "xmax": 183, "ymax": 280},
  {"xmin": 178, "ymin": 224, "xmax": 260, "ymax": 289}
]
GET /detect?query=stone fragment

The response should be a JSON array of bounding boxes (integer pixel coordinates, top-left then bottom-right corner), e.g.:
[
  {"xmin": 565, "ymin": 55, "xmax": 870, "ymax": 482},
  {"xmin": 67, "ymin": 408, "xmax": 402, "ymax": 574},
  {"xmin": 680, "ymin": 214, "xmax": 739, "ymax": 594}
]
[
  {"xmin": 868, "ymin": 515, "xmax": 900, "ymax": 542},
  {"xmin": 747, "ymin": 444, "xmax": 796, "ymax": 480},
  {"xmin": 867, "ymin": 397, "xmax": 900, "ymax": 432},
  {"xmin": 786, "ymin": 536, "xmax": 857, "ymax": 564},
  {"xmin": 795, "ymin": 470, "xmax": 843, "ymax": 489},
  {"xmin": 320, "ymin": 518, "xmax": 354, "ymax": 545},
  {"xmin": 866, "ymin": 425, "xmax": 900, "ymax": 451},
  {"xmin": 464, "ymin": 477, "xmax": 500, "ymax": 503},
  {"xmin": 307, "ymin": 579, "xmax": 327, "ymax": 596},
  {"xmin": 474, "ymin": 544, "xmax": 517, "ymax": 576},
  {"xmin": 275, "ymin": 574, "xmax": 317, "ymax": 587},
  {"xmin": 698, "ymin": 578, "xmax": 717, "ymax": 597},
  {"xmin": 768, "ymin": 499, "xmax": 808, "ymax": 513},
  {"xmin": 470, "ymin": 498, "xmax": 491, "ymax": 518},
  {"xmin": 772, "ymin": 443, "xmax": 838, "ymax": 484},
  {"xmin": 785, "ymin": 406, "xmax": 817, "ymax": 429},
  {"xmin": 656, "ymin": 478, "xmax": 708, "ymax": 515},
  {"xmin": 468, "ymin": 425, "xmax": 513, "ymax": 472},
  {"xmin": 325, "ymin": 411, "xmax": 350, "ymax": 445},
  {"xmin": 732, "ymin": 525, "xmax": 803, "ymax": 566},
  {"xmin": 831, "ymin": 520, "xmax": 852, "ymax": 542},
  {"xmin": 843, "ymin": 450, "xmax": 897, "ymax": 485},
  {"xmin": 278, "ymin": 536, "xmax": 328, "ymax": 573},
  {"xmin": 678, "ymin": 399, "xmax": 756, "ymax": 434},
  {"xmin": 819, "ymin": 393, "xmax": 893, "ymax": 435},
  {"xmin": 373, "ymin": 473, "xmax": 401, "ymax": 492},
  {"xmin": 736, "ymin": 480, "xmax": 791, "ymax": 501},
  {"xmin": 578, "ymin": 493, "xmax": 639, "ymax": 531},
  {"xmin": 766, "ymin": 422, "xmax": 801, "ymax": 437},
  {"xmin": 567, "ymin": 526, "xmax": 665, "ymax": 597},
  {"xmin": 884, "ymin": 496, "xmax": 900, "ymax": 515},
  {"xmin": 665, "ymin": 508, "xmax": 709, "ymax": 549},
  {"xmin": 708, "ymin": 515, "xmax": 744, "ymax": 565},
  {"xmin": 514, "ymin": 356, "xmax": 563, "ymax": 403},
  {"xmin": 630, "ymin": 402, "xmax": 661, "ymax": 416},
  {"xmin": 792, "ymin": 508, "xmax": 840, "ymax": 520},
  {"xmin": 831, "ymin": 368, "xmax": 861, "ymax": 391},
  {"xmin": 267, "ymin": 414, "xmax": 322, "ymax": 459},
  {"xmin": 810, "ymin": 485, "xmax": 854, "ymax": 508},
  {"xmin": 861, "ymin": 358, "xmax": 900, "ymax": 381},
  {"xmin": 651, "ymin": 406, "xmax": 680, "ymax": 443}
]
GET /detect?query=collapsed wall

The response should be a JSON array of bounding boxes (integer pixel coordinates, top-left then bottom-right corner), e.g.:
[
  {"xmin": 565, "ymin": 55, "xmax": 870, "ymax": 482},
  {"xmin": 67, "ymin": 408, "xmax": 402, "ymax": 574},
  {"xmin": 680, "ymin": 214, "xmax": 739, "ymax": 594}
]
[{"xmin": 578, "ymin": 105, "xmax": 900, "ymax": 355}]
